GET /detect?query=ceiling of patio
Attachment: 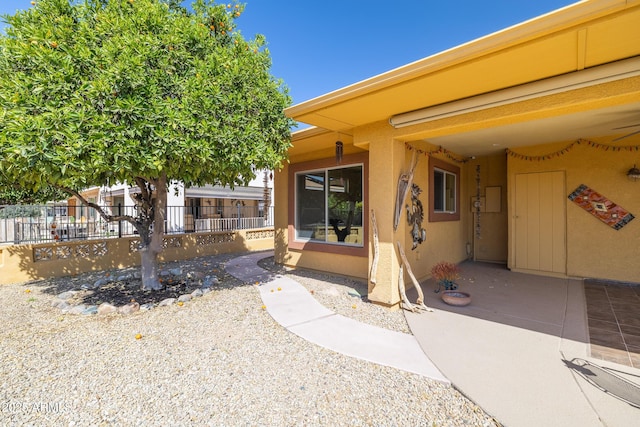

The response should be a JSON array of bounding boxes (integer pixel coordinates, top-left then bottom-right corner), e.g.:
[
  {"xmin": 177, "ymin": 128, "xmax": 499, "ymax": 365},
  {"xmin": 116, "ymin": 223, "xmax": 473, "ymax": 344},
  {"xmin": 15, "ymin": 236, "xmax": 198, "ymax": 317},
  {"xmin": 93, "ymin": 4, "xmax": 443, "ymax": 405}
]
[{"xmin": 420, "ymin": 100, "xmax": 640, "ymax": 157}]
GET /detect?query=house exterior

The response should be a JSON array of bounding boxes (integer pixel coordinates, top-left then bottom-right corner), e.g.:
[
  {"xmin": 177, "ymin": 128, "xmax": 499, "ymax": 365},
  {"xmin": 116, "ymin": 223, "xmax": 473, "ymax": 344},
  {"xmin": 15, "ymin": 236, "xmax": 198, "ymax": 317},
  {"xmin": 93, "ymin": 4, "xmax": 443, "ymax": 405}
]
[
  {"xmin": 66, "ymin": 171, "xmax": 273, "ymax": 235},
  {"xmin": 275, "ymin": 0, "xmax": 640, "ymax": 307}
]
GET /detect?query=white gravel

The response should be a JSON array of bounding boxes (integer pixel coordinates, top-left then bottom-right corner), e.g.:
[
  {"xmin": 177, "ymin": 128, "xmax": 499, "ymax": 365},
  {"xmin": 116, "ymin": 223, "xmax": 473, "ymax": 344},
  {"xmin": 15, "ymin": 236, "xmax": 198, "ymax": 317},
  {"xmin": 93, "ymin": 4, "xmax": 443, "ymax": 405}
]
[{"xmin": 1, "ymin": 252, "xmax": 499, "ymax": 426}]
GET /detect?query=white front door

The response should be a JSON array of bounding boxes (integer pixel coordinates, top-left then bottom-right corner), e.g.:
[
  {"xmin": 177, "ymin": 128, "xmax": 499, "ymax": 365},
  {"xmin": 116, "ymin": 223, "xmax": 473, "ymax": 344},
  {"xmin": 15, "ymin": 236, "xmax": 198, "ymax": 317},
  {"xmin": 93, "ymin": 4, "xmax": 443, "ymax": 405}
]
[{"xmin": 514, "ymin": 171, "xmax": 566, "ymax": 274}]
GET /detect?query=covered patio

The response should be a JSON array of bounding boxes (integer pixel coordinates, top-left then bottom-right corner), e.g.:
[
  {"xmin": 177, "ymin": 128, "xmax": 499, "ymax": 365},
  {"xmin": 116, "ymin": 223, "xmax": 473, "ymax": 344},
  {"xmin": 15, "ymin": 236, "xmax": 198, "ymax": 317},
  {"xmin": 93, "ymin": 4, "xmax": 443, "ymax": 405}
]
[{"xmin": 406, "ymin": 261, "xmax": 640, "ymax": 427}]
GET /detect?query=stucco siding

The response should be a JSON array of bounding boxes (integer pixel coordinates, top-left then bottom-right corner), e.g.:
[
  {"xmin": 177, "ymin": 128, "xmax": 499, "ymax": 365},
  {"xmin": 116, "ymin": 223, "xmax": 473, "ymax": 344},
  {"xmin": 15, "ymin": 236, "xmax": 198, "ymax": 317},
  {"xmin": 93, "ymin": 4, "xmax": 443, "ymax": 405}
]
[{"xmin": 508, "ymin": 139, "xmax": 640, "ymax": 282}]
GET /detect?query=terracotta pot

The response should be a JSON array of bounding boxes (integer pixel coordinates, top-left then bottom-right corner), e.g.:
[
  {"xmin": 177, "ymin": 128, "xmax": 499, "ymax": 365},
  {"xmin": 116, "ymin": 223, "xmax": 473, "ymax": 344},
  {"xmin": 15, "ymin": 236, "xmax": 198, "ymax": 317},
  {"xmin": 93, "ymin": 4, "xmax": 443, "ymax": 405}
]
[{"xmin": 441, "ymin": 291, "xmax": 471, "ymax": 306}]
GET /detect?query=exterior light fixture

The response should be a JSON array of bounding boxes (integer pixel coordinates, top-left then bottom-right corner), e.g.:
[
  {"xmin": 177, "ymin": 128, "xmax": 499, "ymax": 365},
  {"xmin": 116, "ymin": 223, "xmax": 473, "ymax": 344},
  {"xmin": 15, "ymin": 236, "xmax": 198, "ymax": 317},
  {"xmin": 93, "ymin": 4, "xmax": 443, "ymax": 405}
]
[
  {"xmin": 627, "ymin": 164, "xmax": 640, "ymax": 181},
  {"xmin": 335, "ymin": 141, "xmax": 343, "ymax": 164}
]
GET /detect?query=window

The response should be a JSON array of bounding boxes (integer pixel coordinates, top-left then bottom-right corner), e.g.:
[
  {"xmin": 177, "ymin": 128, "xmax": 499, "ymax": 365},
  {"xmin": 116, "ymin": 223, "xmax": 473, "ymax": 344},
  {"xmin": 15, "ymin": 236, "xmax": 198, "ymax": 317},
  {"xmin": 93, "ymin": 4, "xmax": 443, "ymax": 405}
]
[
  {"xmin": 288, "ymin": 152, "xmax": 368, "ymax": 257},
  {"xmin": 429, "ymin": 157, "xmax": 460, "ymax": 222},
  {"xmin": 295, "ymin": 165, "xmax": 364, "ymax": 246},
  {"xmin": 433, "ymin": 169, "xmax": 456, "ymax": 213},
  {"xmin": 295, "ymin": 164, "xmax": 364, "ymax": 246}
]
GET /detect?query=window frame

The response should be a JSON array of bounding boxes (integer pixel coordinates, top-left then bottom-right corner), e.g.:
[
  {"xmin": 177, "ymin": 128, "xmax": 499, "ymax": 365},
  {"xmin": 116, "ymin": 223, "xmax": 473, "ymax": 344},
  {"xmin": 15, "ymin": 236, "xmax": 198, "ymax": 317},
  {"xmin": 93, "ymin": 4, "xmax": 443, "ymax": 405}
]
[
  {"xmin": 429, "ymin": 156, "xmax": 460, "ymax": 222},
  {"xmin": 288, "ymin": 152, "xmax": 368, "ymax": 257}
]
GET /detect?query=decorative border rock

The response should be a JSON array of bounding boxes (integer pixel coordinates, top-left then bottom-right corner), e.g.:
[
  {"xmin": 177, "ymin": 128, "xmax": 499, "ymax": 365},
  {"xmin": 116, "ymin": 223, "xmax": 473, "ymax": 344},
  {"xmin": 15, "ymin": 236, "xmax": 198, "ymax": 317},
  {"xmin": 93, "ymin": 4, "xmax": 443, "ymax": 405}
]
[
  {"xmin": 118, "ymin": 302, "xmax": 140, "ymax": 315},
  {"xmin": 49, "ymin": 265, "xmax": 224, "ymax": 316},
  {"xmin": 98, "ymin": 303, "xmax": 117, "ymax": 315}
]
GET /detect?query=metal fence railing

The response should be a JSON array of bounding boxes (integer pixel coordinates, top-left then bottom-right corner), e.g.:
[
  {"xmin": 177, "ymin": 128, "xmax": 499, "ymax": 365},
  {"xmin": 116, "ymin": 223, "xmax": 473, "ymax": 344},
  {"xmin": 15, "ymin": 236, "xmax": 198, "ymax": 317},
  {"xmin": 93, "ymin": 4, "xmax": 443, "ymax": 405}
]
[{"xmin": 0, "ymin": 204, "xmax": 274, "ymax": 245}]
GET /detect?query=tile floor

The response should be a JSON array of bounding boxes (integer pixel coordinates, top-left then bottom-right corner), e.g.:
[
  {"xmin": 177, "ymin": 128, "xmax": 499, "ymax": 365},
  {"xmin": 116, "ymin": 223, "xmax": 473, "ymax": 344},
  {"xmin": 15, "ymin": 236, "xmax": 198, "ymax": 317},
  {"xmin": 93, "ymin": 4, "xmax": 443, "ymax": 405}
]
[{"xmin": 584, "ymin": 279, "xmax": 640, "ymax": 368}]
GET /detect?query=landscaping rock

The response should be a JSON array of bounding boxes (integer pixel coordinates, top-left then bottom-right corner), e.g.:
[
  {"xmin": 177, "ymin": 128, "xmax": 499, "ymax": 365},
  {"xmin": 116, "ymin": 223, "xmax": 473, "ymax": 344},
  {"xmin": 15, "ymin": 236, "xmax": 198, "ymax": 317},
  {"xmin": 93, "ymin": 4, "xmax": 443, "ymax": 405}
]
[
  {"xmin": 158, "ymin": 298, "xmax": 176, "ymax": 307},
  {"xmin": 82, "ymin": 305, "xmax": 98, "ymax": 315},
  {"xmin": 68, "ymin": 304, "xmax": 87, "ymax": 315},
  {"xmin": 140, "ymin": 303, "xmax": 155, "ymax": 311},
  {"xmin": 57, "ymin": 290, "xmax": 77, "ymax": 300},
  {"xmin": 118, "ymin": 302, "xmax": 140, "ymax": 315},
  {"xmin": 187, "ymin": 271, "xmax": 205, "ymax": 280},
  {"xmin": 347, "ymin": 289, "xmax": 362, "ymax": 298},
  {"xmin": 169, "ymin": 268, "xmax": 182, "ymax": 276},
  {"xmin": 201, "ymin": 288, "xmax": 212, "ymax": 296},
  {"xmin": 202, "ymin": 276, "xmax": 219, "ymax": 288},
  {"xmin": 93, "ymin": 278, "xmax": 111, "ymax": 288},
  {"xmin": 191, "ymin": 289, "xmax": 203, "ymax": 298},
  {"xmin": 177, "ymin": 294, "xmax": 192, "ymax": 303},
  {"xmin": 97, "ymin": 303, "xmax": 118, "ymax": 315},
  {"xmin": 117, "ymin": 273, "xmax": 133, "ymax": 282}
]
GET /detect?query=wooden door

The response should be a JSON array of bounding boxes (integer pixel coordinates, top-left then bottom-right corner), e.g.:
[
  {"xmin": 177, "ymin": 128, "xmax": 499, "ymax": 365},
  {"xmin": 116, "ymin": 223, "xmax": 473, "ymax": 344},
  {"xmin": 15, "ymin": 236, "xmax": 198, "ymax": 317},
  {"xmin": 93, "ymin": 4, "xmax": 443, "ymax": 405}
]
[{"xmin": 514, "ymin": 172, "xmax": 566, "ymax": 274}]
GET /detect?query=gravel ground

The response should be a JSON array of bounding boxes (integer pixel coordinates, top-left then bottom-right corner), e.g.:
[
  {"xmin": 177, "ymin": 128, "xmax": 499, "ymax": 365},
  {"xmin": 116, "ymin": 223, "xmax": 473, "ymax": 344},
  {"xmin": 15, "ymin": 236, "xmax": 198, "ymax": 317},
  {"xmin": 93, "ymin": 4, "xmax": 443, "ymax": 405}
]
[{"xmin": 1, "ymin": 251, "xmax": 499, "ymax": 426}]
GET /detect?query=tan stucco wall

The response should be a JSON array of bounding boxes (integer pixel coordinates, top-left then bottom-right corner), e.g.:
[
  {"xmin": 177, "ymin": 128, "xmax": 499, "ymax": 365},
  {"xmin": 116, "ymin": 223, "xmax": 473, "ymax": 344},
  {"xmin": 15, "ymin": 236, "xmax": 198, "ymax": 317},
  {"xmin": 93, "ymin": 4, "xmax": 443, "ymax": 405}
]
[
  {"xmin": 279, "ymin": 124, "xmax": 472, "ymax": 307},
  {"xmin": 394, "ymin": 145, "xmax": 470, "ymax": 284},
  {"xmin": 276, "ymin": 147, "xmax": 370, "ymax": 281},
  {"xmin": 465, "ymin": 154, "xmax": 509, "ymax": 263},
  {"xmin": 0, "ymin": 229, "xmax": 274, "ymax": 285},
  {"xmin": 508, "ymin": 139, "xmax": 640, "ymax": 282}
]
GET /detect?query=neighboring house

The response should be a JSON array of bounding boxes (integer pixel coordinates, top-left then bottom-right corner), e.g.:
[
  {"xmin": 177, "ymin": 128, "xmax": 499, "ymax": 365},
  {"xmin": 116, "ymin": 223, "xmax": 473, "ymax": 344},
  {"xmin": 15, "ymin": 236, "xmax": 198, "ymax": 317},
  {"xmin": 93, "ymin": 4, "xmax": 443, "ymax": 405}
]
[
  {"xmin": 275, "ymin": 1, "xmax": 640, "ymax": 307},
  {"xmin": 67, "ymin": 170, "xmax": 273, "ymax": 235}
]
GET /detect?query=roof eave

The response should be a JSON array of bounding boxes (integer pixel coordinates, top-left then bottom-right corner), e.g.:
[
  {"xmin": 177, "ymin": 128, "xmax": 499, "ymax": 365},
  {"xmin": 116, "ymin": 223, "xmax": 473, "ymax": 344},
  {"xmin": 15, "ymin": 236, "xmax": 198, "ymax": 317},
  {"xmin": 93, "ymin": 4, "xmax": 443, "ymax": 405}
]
[{"xmin": 284, "ymin": 0, "xmax": 630, "ymax": 121}]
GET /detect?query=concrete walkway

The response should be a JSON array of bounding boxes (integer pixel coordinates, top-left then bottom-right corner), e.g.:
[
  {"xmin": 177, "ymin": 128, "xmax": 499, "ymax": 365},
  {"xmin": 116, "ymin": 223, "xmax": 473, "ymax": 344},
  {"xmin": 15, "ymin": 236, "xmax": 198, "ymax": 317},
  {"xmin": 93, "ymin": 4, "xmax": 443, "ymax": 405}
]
[
  {"xmin": 224, "ymin": 251, "xmax": 449, "ymax": 383},
  {"xmin": 225, "ymin": 251, "xmax": 640, "ymax": 426}
]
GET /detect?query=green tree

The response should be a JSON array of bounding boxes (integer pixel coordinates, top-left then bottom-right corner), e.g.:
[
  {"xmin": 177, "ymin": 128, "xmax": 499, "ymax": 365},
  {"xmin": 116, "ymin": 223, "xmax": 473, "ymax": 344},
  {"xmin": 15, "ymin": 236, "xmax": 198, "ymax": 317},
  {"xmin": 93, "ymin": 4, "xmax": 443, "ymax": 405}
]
[
  {"xmin": 0, "ymin": 0, "xmax": 293, "ymax": 289},
  {"xmin": 0, "ymin": 178, "xmax": 67, "ymax": 205}
]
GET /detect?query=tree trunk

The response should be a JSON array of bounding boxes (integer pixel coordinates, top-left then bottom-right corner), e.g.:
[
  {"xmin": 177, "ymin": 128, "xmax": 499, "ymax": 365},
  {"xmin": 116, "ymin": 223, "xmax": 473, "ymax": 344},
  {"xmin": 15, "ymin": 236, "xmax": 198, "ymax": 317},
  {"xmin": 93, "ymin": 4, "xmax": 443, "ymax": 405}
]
[
  {"xmin": 138, "ymin": 173, "xmax": 167, "ymax": 291},
  {"xmin": 140, "ymin": 246, "xmax": 161, "ymax": 290},
  {"xmin": 58, "ymin": 175, "xmax": 168, "ymax": 291}
]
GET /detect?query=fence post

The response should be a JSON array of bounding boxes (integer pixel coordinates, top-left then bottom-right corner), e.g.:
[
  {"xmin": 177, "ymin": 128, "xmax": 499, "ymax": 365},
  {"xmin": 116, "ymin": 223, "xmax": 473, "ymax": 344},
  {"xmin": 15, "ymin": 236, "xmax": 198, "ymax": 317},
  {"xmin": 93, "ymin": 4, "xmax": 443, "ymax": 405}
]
[
  {"xmin": 236, "ymin": 202, "xmax": 241, "ymax": 230},
  {"xmin": 118, "ymin": 203, "xmax": 122, "ymax": 238}
]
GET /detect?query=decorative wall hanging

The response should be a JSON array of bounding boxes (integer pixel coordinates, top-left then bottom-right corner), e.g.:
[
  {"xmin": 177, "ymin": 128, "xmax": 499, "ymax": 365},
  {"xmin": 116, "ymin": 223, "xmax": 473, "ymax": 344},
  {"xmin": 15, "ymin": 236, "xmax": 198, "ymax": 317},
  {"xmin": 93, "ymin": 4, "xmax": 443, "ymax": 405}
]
[
  {"xmin": 369, "ymin": 209, "xmax": 379, "ymax": 286},
  {"xmin": 335, "ymin": 140, "xmax": 343, "ymax": 164},
  {"xmin": 568, "ymin": 184, "xmax": 635, "ymax": 230},
  {"xmin": 394, "ymin": 151, "xmax": 418, "ymax": 230},
  {"xmin": 406, "ymin": 184, "xmax": 426, "ymax": 249}
]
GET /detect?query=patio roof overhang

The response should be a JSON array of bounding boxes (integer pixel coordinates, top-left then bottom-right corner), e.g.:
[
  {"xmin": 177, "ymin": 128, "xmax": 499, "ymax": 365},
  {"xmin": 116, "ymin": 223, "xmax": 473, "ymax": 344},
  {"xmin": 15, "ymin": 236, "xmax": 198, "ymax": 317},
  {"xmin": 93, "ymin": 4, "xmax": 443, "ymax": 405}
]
[{"xmin": 286, "ymin": 0, "xmax": 640, "ymax": 156}]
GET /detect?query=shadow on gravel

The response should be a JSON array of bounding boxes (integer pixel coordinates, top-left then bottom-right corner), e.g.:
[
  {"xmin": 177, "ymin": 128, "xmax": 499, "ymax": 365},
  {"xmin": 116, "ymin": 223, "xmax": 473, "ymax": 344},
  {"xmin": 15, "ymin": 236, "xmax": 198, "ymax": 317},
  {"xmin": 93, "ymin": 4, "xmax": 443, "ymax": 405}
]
[
  {"xmin": 21, "ymin": 252, "xmax": 251, "ymax": 307},
  {"xmin": 257, "ymin": 255, "xmax": 369, "ymax": 301}
]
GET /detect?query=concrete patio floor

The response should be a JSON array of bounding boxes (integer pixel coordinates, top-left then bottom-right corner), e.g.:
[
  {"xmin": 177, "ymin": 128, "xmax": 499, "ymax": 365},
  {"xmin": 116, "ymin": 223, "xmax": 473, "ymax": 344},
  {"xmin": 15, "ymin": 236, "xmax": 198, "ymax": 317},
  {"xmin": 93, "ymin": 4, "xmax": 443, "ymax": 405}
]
[{"xmin": 406, "ymin": 261, "xmax": 640, "ymax": 427}]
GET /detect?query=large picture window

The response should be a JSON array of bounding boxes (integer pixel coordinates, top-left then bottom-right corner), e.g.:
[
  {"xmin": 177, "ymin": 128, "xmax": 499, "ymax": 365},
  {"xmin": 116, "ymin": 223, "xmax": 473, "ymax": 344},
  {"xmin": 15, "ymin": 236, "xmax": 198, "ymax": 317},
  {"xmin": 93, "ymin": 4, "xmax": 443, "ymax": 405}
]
[
  {"xmin": 295, "ymin": 164, "xmax": 364, "ymax": 246},
  {"xmin": 429, "ymin": 157, "xmax": 460, "ymax": 222}
]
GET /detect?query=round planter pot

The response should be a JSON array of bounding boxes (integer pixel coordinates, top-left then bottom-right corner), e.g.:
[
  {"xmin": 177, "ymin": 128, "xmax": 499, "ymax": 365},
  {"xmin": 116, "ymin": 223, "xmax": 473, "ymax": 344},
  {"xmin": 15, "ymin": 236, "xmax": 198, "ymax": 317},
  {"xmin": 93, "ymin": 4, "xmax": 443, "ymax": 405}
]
[{"xmin": 441, "ymin": 291, "xmax": 471, "ymax": 307}]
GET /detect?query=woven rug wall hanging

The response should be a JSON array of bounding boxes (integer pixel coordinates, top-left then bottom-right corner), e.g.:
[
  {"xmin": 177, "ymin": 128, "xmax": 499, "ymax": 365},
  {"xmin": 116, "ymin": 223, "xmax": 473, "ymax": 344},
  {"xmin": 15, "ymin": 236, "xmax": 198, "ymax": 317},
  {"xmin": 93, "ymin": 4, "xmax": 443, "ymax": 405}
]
[{"xmin": 568, "ymin": 184, "xmax": 635, "ymax": 230}]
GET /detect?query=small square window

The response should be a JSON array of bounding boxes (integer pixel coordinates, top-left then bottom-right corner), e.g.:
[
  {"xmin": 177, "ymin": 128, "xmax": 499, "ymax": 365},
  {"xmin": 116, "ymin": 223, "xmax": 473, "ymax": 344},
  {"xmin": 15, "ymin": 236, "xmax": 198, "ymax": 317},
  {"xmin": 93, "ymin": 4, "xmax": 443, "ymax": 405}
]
[
  {"xmin": 429, "ymin": 157, "xmax": 460, "ymax": 222},
  {"xmin": 433, "ymin": 168, "xmax": 456, "ymax": 213}
]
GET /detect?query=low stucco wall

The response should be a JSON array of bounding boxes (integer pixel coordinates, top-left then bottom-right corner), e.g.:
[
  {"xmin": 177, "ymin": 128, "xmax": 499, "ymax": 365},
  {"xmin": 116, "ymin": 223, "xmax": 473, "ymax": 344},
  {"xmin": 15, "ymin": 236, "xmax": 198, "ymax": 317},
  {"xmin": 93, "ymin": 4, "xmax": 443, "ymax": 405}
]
[{"xmin": 0, "ymin": 228, "xmax": 275, "ymax": 285}]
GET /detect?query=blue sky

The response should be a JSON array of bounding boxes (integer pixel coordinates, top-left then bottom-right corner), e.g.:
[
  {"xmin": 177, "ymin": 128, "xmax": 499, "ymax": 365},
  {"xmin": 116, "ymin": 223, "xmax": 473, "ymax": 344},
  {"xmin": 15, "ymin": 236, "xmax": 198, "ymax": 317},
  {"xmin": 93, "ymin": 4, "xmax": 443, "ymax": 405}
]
[{"xmin": 1, "ymin": 0, "xmax": 578, "ymax": 105}]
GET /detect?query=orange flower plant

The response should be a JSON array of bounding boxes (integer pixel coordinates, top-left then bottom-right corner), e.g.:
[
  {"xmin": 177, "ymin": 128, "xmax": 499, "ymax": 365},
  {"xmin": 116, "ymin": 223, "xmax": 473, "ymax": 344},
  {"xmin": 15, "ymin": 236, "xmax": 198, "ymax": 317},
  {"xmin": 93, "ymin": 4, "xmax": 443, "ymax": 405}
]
[{"xmin": 431, "ymin": 261, "xmax": 460, "ymax": 292}]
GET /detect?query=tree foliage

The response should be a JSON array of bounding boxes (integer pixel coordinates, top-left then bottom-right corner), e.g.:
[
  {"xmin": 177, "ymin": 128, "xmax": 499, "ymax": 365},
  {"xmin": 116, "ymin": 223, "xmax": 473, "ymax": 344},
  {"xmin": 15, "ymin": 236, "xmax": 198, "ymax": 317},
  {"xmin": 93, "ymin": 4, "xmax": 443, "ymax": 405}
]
[
  {"xmin": 0, "ymin": 0, "xmax": 294, "ymax": 289},
  {"xmin": 0, "ymin": 174, "xmax": 67, "ymax": 205}
]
